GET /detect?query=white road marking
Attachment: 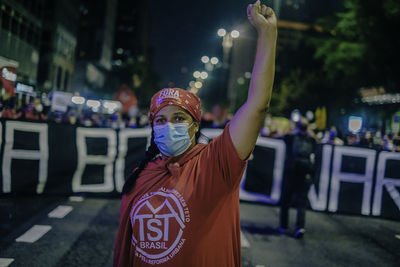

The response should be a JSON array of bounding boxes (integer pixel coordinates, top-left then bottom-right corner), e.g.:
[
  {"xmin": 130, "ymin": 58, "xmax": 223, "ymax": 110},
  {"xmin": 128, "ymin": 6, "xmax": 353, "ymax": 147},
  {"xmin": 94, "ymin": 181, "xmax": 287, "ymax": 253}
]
[
  {"xmin": 0, "ymin": 258, "xmax": 14, "ymax": 267},
  {"xmin": 69, "ymin": 196, "xmax": 84, "ymax": 202},
  {"xmin": 395, "ymin": 234, "xmax": 400, "ymax": 240},
  {"xmin": 241, "ymin": 231, "xmax": 250, "ymax": 248},
  {"xmin": 255, "ymin": 265, "xmax": 266, "ymax": 267},
  {"xmin": 48, "ymin": 205, "xmax": 73, "ymax": 218},
  {"xmin": 15, "ymin": 225, "xmax": 52, "ymax": 243}
]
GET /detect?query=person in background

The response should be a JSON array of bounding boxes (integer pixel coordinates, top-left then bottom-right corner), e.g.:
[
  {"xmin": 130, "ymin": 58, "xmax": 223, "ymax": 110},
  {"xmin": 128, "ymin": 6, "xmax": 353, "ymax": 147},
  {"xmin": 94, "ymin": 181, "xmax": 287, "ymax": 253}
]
[
  {"xmin": 345, "ymin": 133, "xmax": 359, "ymax": 146},
  {"xmin": 113, "ymin": 1, "xmax": 277, "ymax": 266},
  {"xmin": 321, "ymin": 126, "xmax": 343, "ymax": 145},
  {"xmin": 1, "ymin": 98, "xmax": 20, "ymax": 119},
  {"xmin": 278, "ymin": 117, "xmax": 316, "ymax": 238}
]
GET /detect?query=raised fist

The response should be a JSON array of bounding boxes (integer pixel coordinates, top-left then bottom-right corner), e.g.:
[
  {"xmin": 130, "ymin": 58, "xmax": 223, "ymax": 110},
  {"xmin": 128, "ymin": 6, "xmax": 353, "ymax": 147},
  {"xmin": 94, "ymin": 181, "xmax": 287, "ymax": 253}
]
[{"xmin": 247, "ymin": 0, "xmax": 277, "ymax": 36}]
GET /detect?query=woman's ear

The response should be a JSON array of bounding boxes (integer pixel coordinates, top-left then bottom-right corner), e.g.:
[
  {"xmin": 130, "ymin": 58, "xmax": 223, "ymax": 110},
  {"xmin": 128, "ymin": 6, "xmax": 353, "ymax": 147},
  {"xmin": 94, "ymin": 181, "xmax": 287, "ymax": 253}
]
[{"xmin": 194, "ymin": 121, "xmax": 199, "ymax": 133}]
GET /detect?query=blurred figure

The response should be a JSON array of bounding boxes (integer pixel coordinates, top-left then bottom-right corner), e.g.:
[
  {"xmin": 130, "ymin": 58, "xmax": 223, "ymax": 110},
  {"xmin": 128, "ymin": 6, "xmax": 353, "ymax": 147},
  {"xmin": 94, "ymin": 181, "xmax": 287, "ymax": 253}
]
[
  {"xmin": 345, "ymin": 133, "xmax": 359, "ymax": 146},
  {"xmin": 1, "ymin": 98, "xmax": 20, "ymax": 119},
  {"xmin": 393, "ymin": 134, "xmax": 400, "ymax": 152},
  {"xmin": 211, "ymin": 104, "xmax": 229, "ymax": 128},
  {"xmin": 382, "ymin": 133, "xmax": 395, "ymax": 151},
  {"xmin": 373, "ymin": 131, "xmax": 383, "ymax": 148},
  {"xmin": 127, "ymin": 117, "xmax": 138, "ymax": 128},
  {"xmin": 321, "ymin": 126, "xmax": 343, "ymax": 145},
  {"xmin": 279, "ymin": 117, "xmax": 316, "ymax": 238},
  {"xmin": 359, "ymin": 130, "xmax": 375, "ymax": 148},
  {"xmin": 200, "ymin": 111, "xmax": 214, "ymax": 128},
  {"xmin": 260, "ymin": 114, "xmax": 273, "ymax": 137},
  {"xmin": 138, "ymin": 113, "xmax": 149, "ymax": 127},
  {"xmin": 24, "ymin": 103, "xmax": 40, "ymax": 120}
]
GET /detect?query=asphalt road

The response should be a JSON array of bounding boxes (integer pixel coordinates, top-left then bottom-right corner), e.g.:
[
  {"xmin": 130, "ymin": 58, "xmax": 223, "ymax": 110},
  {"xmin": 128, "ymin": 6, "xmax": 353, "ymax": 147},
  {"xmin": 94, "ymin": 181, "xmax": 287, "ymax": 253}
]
[{"xmin": 0, "ymin": 195, "xmax": 399, "ymax": 267}]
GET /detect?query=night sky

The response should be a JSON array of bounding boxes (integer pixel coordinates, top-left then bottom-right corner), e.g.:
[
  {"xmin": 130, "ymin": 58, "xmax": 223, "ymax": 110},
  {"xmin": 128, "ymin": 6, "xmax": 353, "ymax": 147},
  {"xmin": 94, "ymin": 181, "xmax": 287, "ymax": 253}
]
[{"xmin": 148, "ymin": 0, "xmax": 253, "ymax": 88}]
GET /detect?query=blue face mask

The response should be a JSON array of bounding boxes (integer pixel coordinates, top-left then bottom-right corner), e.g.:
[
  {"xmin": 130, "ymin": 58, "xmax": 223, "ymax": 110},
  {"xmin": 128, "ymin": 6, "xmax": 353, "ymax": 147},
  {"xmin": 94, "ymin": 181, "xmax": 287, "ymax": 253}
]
[{"xmin": 153, "ymin": 122, "xmax": 195, "ymax": 156}]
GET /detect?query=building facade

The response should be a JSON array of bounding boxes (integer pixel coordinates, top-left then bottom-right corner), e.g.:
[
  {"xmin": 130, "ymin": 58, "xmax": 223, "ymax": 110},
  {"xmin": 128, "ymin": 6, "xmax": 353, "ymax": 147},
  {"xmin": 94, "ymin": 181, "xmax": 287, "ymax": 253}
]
[
  {"xmin": 72, "ymin": 0, "xmax": 117, "ymax": 97},
  {"xmin": 0, "ymin": 0, "xmax": 43, "ymax": 93},
  {"xmin": 37, "ymin": 0, "xmax": 79, "ymax": 92}
]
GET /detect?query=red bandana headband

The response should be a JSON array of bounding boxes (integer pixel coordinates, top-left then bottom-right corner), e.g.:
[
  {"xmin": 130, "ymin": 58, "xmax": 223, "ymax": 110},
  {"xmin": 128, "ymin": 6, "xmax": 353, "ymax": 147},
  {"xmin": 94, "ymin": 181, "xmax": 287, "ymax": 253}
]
[{"xmin": 149, "ymin": 88, "xmax": 202, "ymax": 125}]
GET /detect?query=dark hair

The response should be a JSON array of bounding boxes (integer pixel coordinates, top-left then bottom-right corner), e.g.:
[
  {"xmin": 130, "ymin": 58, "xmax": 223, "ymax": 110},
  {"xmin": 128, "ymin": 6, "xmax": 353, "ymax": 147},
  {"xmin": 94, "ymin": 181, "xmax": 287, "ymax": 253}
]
[{"xmin": 122, "ymin": 128, "xmax": 204, "ymax": 195}]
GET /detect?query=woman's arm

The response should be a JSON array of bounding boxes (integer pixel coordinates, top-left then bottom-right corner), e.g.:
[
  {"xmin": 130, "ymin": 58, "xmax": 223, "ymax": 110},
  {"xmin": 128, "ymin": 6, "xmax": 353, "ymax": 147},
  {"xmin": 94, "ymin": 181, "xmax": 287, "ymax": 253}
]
[{"xmin": 229, "ymin": 0, "xmax": 277, "ymax": 160}]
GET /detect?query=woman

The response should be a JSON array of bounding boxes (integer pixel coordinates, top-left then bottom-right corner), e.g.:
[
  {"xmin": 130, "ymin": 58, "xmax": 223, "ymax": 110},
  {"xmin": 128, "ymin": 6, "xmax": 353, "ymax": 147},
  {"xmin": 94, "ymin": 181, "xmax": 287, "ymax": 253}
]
[{"xmin": 114, "ymin": 1, "xmax": 277, "ymax": 266}]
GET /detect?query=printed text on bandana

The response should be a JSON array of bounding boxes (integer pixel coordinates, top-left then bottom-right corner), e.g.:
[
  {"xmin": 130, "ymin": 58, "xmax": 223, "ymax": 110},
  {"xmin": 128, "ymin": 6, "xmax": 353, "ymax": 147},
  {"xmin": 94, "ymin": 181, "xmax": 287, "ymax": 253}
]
[{"xmin": 157, "ymin": 89, "xmax": 180, "ymax": 103}]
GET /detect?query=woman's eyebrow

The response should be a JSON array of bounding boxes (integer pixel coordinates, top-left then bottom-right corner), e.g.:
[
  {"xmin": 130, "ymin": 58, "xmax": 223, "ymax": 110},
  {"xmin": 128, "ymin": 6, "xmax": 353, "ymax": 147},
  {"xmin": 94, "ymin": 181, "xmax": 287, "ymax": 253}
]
[{"xmin": 173, "ymin": 112, "xmax": 188, "ymax": 116}]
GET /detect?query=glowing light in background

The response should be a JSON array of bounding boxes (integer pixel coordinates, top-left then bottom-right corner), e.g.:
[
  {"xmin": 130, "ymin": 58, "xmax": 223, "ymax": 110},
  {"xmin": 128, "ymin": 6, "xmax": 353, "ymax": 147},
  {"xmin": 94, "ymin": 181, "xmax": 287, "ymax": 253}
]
[
  {"xmin": 217, "ymin": 28, "xmax": 226, "ymax": 37},
  {"xmin": 71, "ymin": 96, "xmax": 85, "ymax": 105},
  {"xmin": 201, "ymin": 56, "xmax": 210, "ymax": 63},
  {"xmin": 86, "ymin": 100, "xmax": 101, "ymax": 109},
  {"xmin": 231, "ymin": 30, "xmax": 240, "ymax": 38},
  {"xmin": 190, "ymin": 87, "xmax": 199, "ymax": 94},
  {"xmin": 193, "ymin": 71, "xmax": 201, "ymax": 78},
  {"xmin": 237, "ymin": 77, "xmax": 245, "ymax": 85},
  {"xmin": 116, "ymin": 48, "xmax": 124, "ymax": 55},
  {"xmin": 348, "ymin": 116, "xmax": 363, "ymax": 133},
  {"xmin": 210, "ymin": 57, "xmax": 219, "ymax": 65},
  {"xmin": 291, "ymin": 109, "xmax": 301, "ymax": 122},
  {"xmin": 200, "ymin": 71, "xmax": 208, "ymax": 79},
  {"xmin": 103, "ymin": 100, "xmax": 121, "ymax": 114},
  {"xmin": 306, "ymin": 110, "xmax": 314, "ymax": 121},
  {"xmin": 194, "ymin": 81, "xmax": 203, "ymax": 89}
]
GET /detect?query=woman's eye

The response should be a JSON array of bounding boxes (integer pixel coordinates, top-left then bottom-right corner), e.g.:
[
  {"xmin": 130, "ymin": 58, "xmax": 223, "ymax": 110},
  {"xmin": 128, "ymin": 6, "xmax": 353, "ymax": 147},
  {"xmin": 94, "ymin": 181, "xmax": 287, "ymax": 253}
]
[{"xmin": 175, "ymin": 116, "xmax": 185, "ymax": 121}]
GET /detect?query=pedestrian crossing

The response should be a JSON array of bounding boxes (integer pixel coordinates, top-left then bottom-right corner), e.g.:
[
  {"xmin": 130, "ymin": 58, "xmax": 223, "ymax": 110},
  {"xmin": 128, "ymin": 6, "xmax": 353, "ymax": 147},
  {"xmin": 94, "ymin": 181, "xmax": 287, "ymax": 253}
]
[
  {"xmin": 1, "ymin": 198, "xmax": 399, "ymax": 266},
  {"xmin": 15, "ymin": 225, "xmax": 52, "ymax": 243}
]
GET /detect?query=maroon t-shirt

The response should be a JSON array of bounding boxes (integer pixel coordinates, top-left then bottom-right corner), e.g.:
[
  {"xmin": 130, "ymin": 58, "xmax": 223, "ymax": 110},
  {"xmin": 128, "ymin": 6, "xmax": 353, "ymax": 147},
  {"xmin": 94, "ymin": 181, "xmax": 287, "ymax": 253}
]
[{"xmin": 114, "ymin": 124, "xmax": 247, "ymax": 266}]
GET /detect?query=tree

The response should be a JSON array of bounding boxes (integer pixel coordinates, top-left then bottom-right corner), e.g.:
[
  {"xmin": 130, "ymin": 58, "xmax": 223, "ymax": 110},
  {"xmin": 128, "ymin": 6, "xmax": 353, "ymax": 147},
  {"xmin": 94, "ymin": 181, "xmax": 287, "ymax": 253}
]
[
  {"xmin": 268, "ymin": 68, "xmax": 323, "ymax": 116},
  {"xmin": 311, "ymin": 0, "xmax": 400, "ymax": 93},
  {"xmin": 234, "ymin": 0, "xmax": 400, "ymax": 120}
]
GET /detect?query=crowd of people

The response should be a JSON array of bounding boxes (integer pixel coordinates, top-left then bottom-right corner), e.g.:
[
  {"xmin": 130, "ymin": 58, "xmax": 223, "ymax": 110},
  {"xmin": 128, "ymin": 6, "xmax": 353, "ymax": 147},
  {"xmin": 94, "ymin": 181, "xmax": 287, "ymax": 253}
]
[
  {"xmin": 261, "ymin": 120, "xmax": 400, "ymax": 153},
  {"xmin": 0, "ymin": 94, "xmax": 150, "ymax": 129},
  {"xmin": 1, "ymin": 93, "xmax": 399, "ymax": 152}
]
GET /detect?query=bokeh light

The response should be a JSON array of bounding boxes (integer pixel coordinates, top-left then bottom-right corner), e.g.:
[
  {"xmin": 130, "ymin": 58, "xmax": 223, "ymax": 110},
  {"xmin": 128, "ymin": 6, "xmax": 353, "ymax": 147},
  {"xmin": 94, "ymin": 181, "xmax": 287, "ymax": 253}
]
[
  {"xmin": 210, "ymin": 57, "xmax": 219, "ymax": 65},
  {"xmin": 201, "ymin": 56, "xmax": 209, "ymax": 63},
  {"xmin": 217, "ymin": 28, "xmax": 226, "ymax": 37},
  {"xmin": 231, "ymin": 30, "xmax": 240, "ymax": 38}
]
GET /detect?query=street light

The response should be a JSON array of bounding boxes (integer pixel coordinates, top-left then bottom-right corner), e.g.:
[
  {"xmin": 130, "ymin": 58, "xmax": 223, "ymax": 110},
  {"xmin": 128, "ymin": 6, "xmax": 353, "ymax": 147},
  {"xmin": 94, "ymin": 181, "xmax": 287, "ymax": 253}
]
[
  {"xmin": 210, "ymin": 57, "xmax": 219, "ymax": 65},
  {"xmin": 231, "ymin": 30, "xmax": 240, "ymax": 38},
  {"xmin": 193, "ymin": 71, "xmax": 201, "ymax": 79},
  {"xmin": 200, "ymin": 71, "xmax": 208, "ymax": 79},
  {"xmin": 201, "ymin": 56, "xmax": 210, "ymax": 63},
  {"xmin": 291, "ymin": 109, "xmax": 301, "ymax": 122},
  {"xmin": 217, "ymin": 28, "xmax": 240, "ymax": 111},
  {"xmin": 190, "ymin": 87, "xmax": 199, "ymax": 94},
  {"xmin": 217, "ymin": 28, "xmax": 226, "ymax": 37},
  {"xmin": 87, "ymin": 100, "xmax": 101, "ymax": 109},
  {"xmin": 71, "ymin": 96, "xmax": 85, "ymax": 105},
  {"xmin": 237, "ymin": 77, "xmax": 245, "ymax": 85},
  {"xmin": 217, "ymin": 28, "xmax": 240, "ymax": 62},
  {"xmin": 194, "ymin": 81, "xmax": 203, "ymax": 89}
]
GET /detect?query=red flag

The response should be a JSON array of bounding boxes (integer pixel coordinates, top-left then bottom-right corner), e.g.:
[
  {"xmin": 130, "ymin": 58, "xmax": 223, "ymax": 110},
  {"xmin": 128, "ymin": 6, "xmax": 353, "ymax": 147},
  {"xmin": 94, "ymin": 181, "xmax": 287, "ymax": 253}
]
[
  {"xmin": 113, "ymin": 84, "xmax": 138, "ymax": 114},
  {"xmin": 0, "ymin": 67, "xmax": 17, "ymax": 96}
]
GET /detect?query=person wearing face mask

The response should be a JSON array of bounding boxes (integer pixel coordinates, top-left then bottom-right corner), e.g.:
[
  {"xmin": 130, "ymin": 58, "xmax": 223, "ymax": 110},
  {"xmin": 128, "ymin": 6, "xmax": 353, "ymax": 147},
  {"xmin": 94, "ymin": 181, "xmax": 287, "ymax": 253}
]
[{"xmin": 114, "ymin": 1, "xmax": 277, "ymax": 266}]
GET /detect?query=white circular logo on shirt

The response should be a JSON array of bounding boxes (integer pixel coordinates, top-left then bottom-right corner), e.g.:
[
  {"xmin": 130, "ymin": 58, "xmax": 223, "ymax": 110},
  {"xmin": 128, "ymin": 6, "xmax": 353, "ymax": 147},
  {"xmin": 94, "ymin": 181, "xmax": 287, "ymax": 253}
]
[{"xmin": 130, "ymin": 187, "xmax": 190, "ymax": 265}]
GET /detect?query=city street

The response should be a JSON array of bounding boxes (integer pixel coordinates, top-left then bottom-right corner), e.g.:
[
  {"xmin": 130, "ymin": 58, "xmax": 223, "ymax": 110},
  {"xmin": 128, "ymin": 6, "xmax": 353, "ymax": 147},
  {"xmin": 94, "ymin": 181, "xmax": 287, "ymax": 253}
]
[
  {"xmin": 1, "ymin": 195, "xmax": 399, "ymax": 267},
  {"xmin": 1, "ymin": 0, "xmax": 399, "ymax": 266}
]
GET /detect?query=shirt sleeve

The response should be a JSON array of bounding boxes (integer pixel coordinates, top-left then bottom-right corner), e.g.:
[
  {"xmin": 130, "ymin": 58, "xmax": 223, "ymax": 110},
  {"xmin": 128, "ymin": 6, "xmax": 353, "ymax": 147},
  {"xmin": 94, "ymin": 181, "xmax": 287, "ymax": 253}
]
[{"xmin": 199, "ymin": 122, "xmax": 248, "ymax": 189}]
